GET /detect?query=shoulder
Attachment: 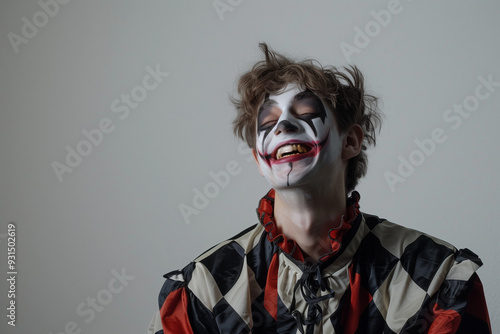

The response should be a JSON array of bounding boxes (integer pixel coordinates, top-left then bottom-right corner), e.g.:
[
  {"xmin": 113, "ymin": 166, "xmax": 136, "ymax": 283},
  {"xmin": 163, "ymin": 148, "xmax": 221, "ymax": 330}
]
[
  {"xmin": 161, "ymin": 223, "xmax": 271, "ymax": 291},
  {"xmin": 360, "ymin": 212, "xmax": 458, "ymax": 258},
  {"xmin": 192, "ymin": 223, "xmax": 268, "ymax": 264},
  {"xmin": 363, "ymin": 213, "xmax": 457, "ymax": 259},
  {"xmin": 356, "ymin": 212, "xmax": 482, "ymax": 293},
  {"xmin": 158, "ymin": 223, "xmax": 273, "ymax": 313}
]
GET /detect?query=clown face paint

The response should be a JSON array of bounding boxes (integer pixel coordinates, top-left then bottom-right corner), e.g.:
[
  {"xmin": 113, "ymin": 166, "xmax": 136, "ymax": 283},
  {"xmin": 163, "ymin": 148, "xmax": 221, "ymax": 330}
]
[{"xmin": 255, "ymin": 84, "xmax": 345, "ymax": 188}]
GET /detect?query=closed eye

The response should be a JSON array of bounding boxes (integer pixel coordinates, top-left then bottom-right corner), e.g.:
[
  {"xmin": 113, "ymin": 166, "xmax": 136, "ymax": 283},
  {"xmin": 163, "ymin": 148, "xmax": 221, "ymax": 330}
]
[
  {"xmin": 258, "ymin": 105, "xmax": 281, "ymax": 131},
  {"xmin": 299, "ymin": 112, "xmax": 317, "ymax": 117},
  {"xmin": 260, "ymin": 120, "xmax": 277, "ymax": 129},
  {"xmin": 294, "ymin": 106, "xmax": 320, "ymax": 118}
]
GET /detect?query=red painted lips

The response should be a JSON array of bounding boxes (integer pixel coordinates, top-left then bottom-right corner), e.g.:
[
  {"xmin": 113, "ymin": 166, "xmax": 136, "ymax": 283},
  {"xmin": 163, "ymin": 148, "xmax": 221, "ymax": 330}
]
[{"xmin": 258, "ymin": 132, "xmax": 330, "ymax": 167}]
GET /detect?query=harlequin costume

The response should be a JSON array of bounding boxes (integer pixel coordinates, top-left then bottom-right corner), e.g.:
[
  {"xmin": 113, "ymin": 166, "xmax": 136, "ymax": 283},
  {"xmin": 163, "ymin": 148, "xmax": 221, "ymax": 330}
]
[{"xmin": 149, "ymin": 190, "xmax": 491, "ymax": 333}]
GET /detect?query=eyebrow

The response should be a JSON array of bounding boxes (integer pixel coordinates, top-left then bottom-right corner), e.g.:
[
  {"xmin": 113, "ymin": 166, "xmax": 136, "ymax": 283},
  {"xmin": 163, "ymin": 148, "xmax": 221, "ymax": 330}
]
[
  {"xmin": 257, "ymin": 90, "xmax": 320, "ymax": 118},
  {"xmin": 292, "ymin": 90, "xmax": 324, "ymax": 108},
  {"xmin": 293, "ymin": 90, "xmax": 318, "ymax": 103}
]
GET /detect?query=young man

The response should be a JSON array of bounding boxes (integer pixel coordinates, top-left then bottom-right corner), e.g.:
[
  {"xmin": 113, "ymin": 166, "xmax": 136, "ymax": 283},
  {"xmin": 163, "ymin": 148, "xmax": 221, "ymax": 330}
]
[{"xmin": 149, "ymin": 44, "xmax": 491, "ymax": 333}]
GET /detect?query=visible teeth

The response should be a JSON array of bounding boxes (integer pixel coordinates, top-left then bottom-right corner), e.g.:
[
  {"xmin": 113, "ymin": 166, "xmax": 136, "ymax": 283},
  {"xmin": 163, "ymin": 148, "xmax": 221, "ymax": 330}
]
[{"xmin": 276, "ymin": 144, "xmax": 310, "ymax": 159}]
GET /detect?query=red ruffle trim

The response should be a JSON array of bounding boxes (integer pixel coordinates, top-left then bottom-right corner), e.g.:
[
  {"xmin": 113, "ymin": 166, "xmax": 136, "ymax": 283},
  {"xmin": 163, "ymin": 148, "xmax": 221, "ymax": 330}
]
[{"xmin": 256, "ymin": 189, "xmax": 360, "ymax": 262}]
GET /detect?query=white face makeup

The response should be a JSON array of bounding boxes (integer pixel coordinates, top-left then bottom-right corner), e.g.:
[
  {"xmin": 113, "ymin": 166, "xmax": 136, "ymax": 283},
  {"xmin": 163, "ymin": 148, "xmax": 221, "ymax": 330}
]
[{"xmin": 255, "ymin": 83, "xmax": 345, "ymax": 189}]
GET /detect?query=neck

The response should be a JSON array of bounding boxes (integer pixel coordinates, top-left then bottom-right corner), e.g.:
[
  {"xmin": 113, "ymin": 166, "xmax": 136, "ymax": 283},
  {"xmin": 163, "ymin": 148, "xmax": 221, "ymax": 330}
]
[{"xmin": 273, "ymin": 184, "xmax": 346, "ymax": 261}]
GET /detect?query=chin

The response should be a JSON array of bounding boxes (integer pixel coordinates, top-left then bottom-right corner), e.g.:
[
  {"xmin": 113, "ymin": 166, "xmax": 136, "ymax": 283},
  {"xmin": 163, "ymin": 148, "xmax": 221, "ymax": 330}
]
[{"xmin": 265, "ymin": 160, "xmax": 321, "ymax": 188}]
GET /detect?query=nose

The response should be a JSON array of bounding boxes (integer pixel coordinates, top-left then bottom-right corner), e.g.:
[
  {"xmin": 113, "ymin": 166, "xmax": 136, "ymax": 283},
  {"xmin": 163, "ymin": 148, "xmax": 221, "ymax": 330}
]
[{"xmin": 274, "ymin": 119, "xmax": 298, "ymax": 136}]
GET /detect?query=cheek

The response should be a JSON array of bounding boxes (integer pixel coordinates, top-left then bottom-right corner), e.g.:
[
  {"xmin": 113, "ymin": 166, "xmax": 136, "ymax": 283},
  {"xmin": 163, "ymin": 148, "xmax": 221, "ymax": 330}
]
[
  {"xmin": 310, "ymin": 117, "xmax": 331, "ymax": 139},
  {"xmin": 325, "ymin": 131, "xmax": 344, "ymax": 162},
  {"xmin": 315, "ymin": 117, "xmax": 343, "ymax": 160},
  {"xmin": 256, "ymin": 128, "xmax": 276, "ymax": 155}
]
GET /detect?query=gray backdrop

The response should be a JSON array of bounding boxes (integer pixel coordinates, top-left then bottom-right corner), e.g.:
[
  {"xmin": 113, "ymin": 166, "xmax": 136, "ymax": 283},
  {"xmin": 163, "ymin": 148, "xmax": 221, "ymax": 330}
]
[{"xmin": 1, "ymin": 1, "xmax": 499, "ymax": 333}]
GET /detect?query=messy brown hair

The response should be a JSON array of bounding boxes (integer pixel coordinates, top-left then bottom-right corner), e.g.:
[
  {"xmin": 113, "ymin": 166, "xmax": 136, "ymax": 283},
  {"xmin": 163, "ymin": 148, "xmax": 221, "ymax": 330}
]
[{"xmin": 232, "ymin": 43, "xmax": 382, "ymax": 193}]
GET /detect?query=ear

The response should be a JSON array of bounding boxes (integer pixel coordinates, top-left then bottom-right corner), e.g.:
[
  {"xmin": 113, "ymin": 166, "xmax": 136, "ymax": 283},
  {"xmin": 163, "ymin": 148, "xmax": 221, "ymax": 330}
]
[
  {"xmin": 341, "ymin": 124, "xmax": 364, "ymax": 160},
  {"xmin": 252, "ymin": 149, "xmax": 264, "ymax": 176}
]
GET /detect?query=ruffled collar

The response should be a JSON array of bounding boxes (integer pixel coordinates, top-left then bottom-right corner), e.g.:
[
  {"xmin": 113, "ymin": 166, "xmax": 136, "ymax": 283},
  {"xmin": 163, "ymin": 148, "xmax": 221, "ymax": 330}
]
[{"xmin": 256, "ymin": 189, "xmax": 360, "ymax": 263}]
